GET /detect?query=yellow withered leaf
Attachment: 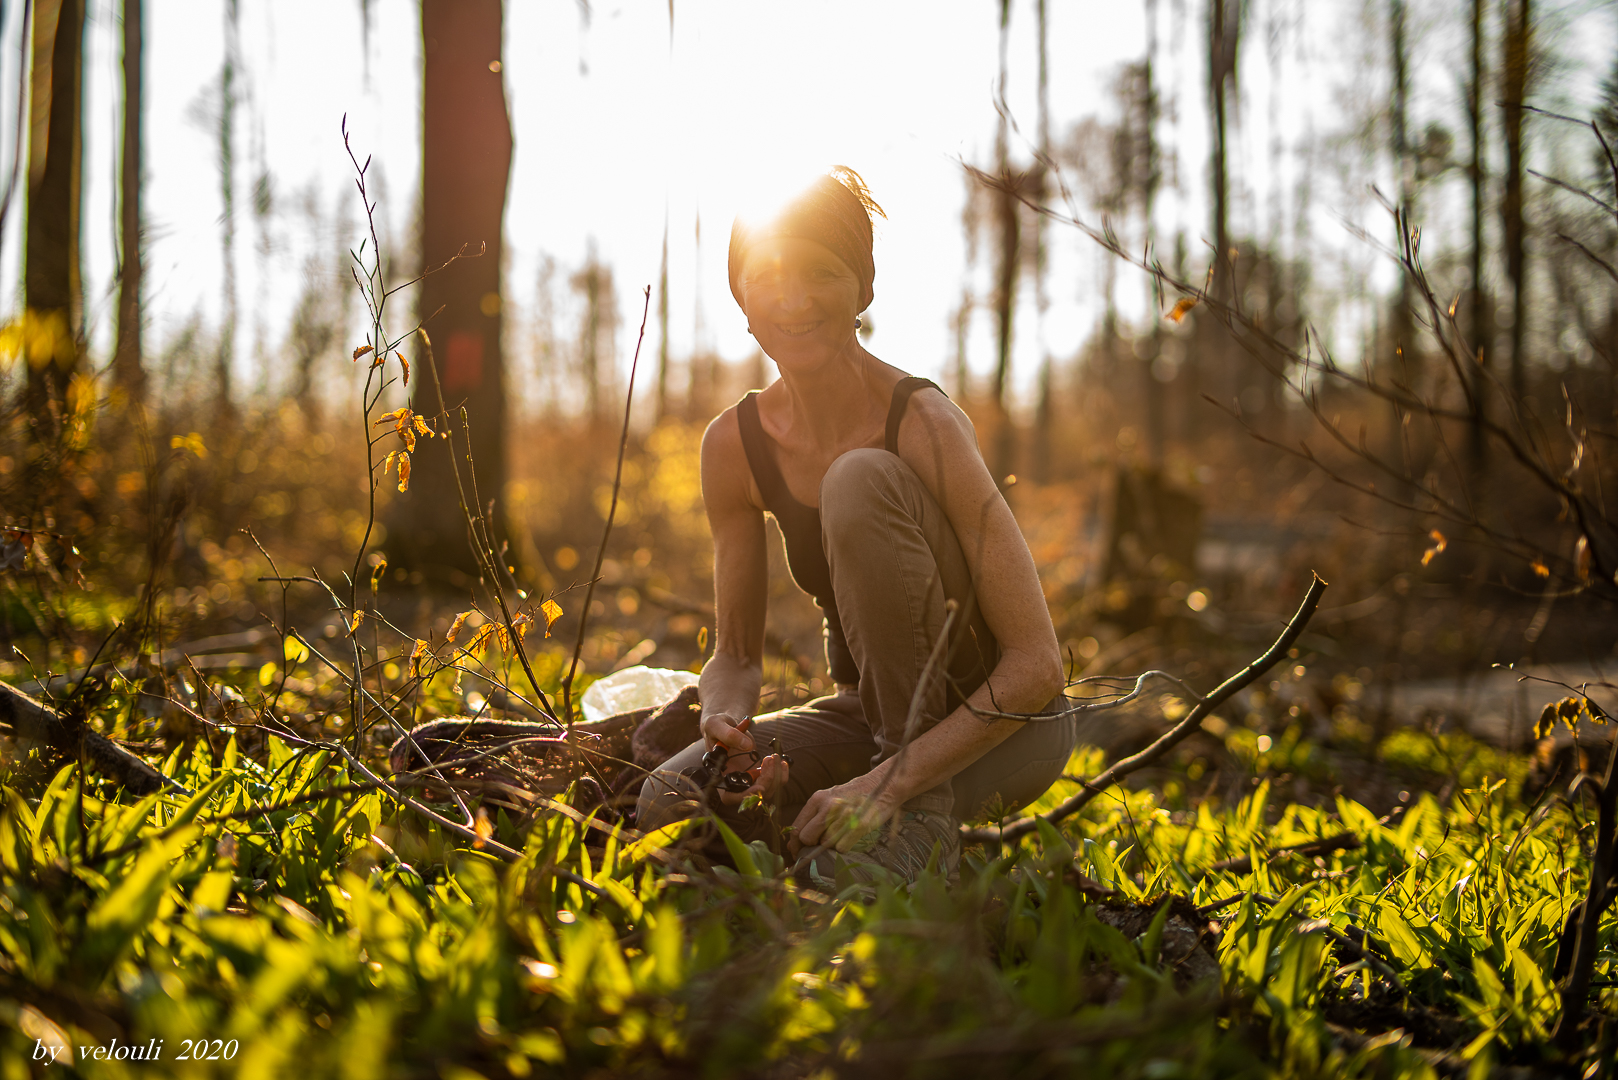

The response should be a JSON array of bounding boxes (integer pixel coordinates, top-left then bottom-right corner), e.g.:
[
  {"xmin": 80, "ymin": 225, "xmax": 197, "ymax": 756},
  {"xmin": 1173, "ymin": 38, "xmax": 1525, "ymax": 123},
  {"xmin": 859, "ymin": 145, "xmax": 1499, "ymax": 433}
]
[
  {"xmin": 396, "ymin": 453, "xmax": 411, "ymax": 492},
  {"xmin": 1166, "ymin": 296, "xmax": 1198, "ymax": 323},
  {"xmin": 540, "ymin": 599, "xmax": 563, "ymax": 636},
  {"xmin": 408, "ymin": 638, "xmax": 431, "ymax": 680},
  {"xmin": 1575, "ymin": 536, "xmax": 1591, "ymax": 583},
  {"xmin": 353, "ymin": 344, "xmax": 374, "ymax": 361},
  {"xmin": 466, "ymin": 623, "xmax": 497, "ymax": 656},
  {"xmin": 473, "ymin": 806, "xmax": 493, "ymax": 849},
  {"xmin": 399, "ymin": 353, "xmax": 411, "ymax": 385},
  {"xmin": 374, "ymin": 407, "xmax": 411, "ymax": 432},
  {"xmin": 1421, "ymin": 529, "xmax": 1447, "ymax": 567},
  {"xmin": 446, "ymin": 610, "xmax": 473, "ymax": 645},
  {"xmin": 1535, "ymin": 702, "xmax": 1556, "ymax": 741},
  {"xmin": 1531, "ymin": 557, "xmax": 1550, "ymax": 578},
  {"xmin": 348, "ymin": 610, "xmax": 365, "ymax": 634},
  {"xmin": 170, "ymin": 432, "xmax": 208, "ymax": 459}
]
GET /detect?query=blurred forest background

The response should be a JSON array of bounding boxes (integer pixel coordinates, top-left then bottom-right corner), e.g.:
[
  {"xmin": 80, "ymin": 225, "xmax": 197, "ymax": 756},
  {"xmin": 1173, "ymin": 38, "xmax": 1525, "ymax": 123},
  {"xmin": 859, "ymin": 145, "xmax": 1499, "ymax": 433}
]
[{"xmin": 3, "ymin": 0, "xmax": 1618, "ymax": 773}]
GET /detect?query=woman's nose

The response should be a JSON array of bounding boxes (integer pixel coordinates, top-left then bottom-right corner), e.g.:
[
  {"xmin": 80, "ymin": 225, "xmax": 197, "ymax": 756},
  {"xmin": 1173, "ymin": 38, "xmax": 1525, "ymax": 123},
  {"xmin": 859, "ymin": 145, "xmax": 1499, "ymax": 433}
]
[{"xmin": 774, "ymin": 273, "xmax": 811, "ymax": 314}]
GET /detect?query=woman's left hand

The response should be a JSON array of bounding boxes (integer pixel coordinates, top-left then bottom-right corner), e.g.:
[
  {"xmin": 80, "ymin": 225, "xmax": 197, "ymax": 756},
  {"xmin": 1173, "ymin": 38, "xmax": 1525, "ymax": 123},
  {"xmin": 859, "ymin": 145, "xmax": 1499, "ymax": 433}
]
[{"xmin": 788, "ymin": 771, "xmax": 901, "ymax": 855}]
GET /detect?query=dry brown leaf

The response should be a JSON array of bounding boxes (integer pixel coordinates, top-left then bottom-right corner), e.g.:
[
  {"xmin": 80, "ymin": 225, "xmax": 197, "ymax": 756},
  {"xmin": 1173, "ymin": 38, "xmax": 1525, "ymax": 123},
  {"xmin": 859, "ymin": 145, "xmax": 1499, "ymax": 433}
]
[
  {"xmin": 353, "ymin": 344, "xmax": 374, "ymax": 361},
  {"xmin": 1421, "ymin": 529, "xmax": 1447, "ymax": 567},
  {"xmin": 1166, "ymin": 296, "xmax": 1198, "ymax": 323}
]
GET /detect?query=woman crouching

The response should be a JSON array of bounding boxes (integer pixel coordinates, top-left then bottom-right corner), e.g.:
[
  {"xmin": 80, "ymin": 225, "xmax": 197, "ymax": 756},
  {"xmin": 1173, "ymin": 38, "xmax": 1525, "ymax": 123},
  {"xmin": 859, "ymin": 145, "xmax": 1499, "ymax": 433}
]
[{"xmin": 637, "ymin": 167, "xmax": 1077, "ymax": 886}]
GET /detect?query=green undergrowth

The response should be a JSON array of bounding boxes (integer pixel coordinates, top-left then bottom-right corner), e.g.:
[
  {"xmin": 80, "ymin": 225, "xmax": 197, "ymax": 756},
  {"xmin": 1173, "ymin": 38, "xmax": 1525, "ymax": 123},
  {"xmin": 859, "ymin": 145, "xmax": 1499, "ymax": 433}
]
[{"xmin": 0, "ymin": 737, "xmax": 1613, "ymax": 1080}]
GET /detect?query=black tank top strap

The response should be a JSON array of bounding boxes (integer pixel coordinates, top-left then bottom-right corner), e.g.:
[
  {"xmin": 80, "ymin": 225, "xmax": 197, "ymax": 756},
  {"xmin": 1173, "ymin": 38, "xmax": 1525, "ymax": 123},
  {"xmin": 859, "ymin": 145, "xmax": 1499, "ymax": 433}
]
[
  {"xmin": 737, "ymin": 391, "xmax": 792, "ymax": 507},
  {"xmin": 884, "ymin": 376, "xmax": 944, "ymax": 454}
]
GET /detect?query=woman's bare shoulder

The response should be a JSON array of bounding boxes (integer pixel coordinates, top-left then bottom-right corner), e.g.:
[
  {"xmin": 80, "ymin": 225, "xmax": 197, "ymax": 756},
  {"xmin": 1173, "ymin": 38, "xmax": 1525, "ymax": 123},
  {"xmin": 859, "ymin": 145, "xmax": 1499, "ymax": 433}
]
[
  {"xmin": 701, "ymin": 403, "xmax": 764, "ymax": 510},
  {"xmin": 901, "ymin": 380, "xmax": 978, "ymax": 451}
]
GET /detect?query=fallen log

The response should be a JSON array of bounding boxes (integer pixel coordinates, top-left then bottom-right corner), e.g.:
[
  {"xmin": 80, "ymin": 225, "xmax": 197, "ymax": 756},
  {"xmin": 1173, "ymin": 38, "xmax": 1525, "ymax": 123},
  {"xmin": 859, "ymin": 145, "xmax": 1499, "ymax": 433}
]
[{"xmin": 0, "ymin": 679, "xmax": 176, "ymax": 795}]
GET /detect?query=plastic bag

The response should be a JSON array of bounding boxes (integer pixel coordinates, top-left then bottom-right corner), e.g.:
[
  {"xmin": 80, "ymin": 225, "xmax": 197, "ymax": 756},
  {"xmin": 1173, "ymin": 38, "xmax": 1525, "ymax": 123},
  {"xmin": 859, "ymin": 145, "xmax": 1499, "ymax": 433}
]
[{"xmin": 580, "ymin": 665, "xmax": 700, "ymax": 723}]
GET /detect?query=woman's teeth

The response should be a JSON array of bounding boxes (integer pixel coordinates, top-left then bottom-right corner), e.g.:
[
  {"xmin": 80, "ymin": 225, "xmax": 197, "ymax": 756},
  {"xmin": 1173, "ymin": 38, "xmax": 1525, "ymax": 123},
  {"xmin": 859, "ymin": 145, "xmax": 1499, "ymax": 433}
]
[{"xmin": 778, "ymin": 322, "xmax": 821, "ymax": 336}]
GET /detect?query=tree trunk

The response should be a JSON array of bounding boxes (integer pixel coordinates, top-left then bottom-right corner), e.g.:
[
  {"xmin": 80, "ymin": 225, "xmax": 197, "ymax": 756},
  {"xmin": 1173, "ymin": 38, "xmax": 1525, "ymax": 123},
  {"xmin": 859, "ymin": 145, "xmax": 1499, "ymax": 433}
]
[
  {"xmin": 657, "ymin": 208, "xmax": 670, "ymax": 420},
  {"xmin": 991, "ymin": 0, "xmax": 1018, "ymax": 483},
  {"xmin": 1501, "ymin": 0, "xmax": 1531, "ymax": 402},
  {"xmin": 400, "ymin": 0, "xmax": 513, "ymax": 581},
  {"xmin": 1208, "ymin": 0, "xmax": 1238, "ymax": 305},
  {"xmin": 1143, "ymin": 0, "xmax": 1164, "ymax": 468},
  {"xmin": 22, "ymin": 0, "xmax": 84, "ymax": 430},
  {"xmin": 113, "ymin": 0, "xmax": 144, "ymax": 403},
  {"xmin": 1203, "ymin": 0, "xmax": 1241, "ymax": 439},
  {"xmin": 1031, "ymin": 0, "xmax": 1052, "ymax": 484},
  {"xmin": 1468, "ymin": 0, "xmax": 1489, "ymax": 465},
  {"xmin": 1387, "ymin": 0, "xmax": 1417, "ymax": 479},
  {"xmin": 214, "ymin": 0, "xmax": 239, "ymax": 408}
]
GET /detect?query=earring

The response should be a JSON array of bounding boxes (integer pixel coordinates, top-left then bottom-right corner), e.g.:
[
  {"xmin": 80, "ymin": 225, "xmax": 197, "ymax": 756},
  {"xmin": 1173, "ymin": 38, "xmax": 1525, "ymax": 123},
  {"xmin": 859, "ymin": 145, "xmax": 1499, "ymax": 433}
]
[
  {"xmin": 746, "ymin": 326, "xmax": 755, "ymax": 336},
  {"xmin": 854, "ymin": 317, "xmax": 862, "ymax": 330}
]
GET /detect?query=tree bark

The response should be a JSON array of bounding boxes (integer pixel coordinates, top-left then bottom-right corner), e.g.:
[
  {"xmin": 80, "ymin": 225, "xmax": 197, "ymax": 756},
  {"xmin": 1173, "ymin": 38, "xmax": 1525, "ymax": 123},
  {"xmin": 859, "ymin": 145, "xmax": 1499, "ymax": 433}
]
[
  {"xmin": 1501, "ymin": 0, "xmax": 1531, "ymax": 402},
  {"xmin": 400, "ymin": 0, "xmax": 513, "ymax": 581},
  {"xmin": 113, "ymin": 0, "xmax": 144, "ymax": 403},
  {"xmin": 1467, "ymin": 0, "xmax": 1489, "ymax": 465},
  {"xmin": 22, "ymin": 0, "xmax": 84, "ymax": 429},
  {"xmin": 991, "ymin": 0, "xmax": 1019, "ymax": 482}
]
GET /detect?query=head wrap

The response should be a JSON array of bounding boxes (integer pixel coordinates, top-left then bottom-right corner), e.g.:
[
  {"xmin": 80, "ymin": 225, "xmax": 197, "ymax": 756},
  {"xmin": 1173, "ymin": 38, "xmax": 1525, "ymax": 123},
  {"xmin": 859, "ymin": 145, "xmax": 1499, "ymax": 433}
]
[{"xmin": 728, "ymin": 167, "xmax": 882, "ymax": 313}]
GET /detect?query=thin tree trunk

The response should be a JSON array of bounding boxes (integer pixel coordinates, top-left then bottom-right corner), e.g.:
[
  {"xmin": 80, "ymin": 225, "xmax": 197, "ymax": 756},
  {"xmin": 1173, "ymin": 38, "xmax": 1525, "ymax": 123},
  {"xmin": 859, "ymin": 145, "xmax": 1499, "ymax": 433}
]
[
  {"xmin": 1032, "ymin": 0, "xmax": 1052, "ymax": 484},
  {"xmin": 1388, "ymin": 0, "xmax": 1417, "ymax": 479},
  {"xmin": 1208, "ymin": 0, "xmax": 1236, "ymax": 305},
  {"xmin": 400, "ymin": 0, "xmax": 513, "ymax": 578},
  {"xmin": 212, "ymin": 0, "xmax": 239, "ymax": 408},
  {"xmin": 657, "ymin": 208, "xmax": 669, "ymax": 420},
  {"xmin": 22, "ymin": 0, "xmax": 84, "ymax": 430},
  {"xmin": 1501, "ymin": 0, "xmax": 1531, "ymax": 402},
  {"xmin": 113, "ymin": 0, "xmax": 143, "ymax": 403},
  {"xmin": 1468, "ymin": 0, "xmax": 1488, "ymax": 465},
  {"xmin": 1143, "ymin": 0, "xmax": 1164, "ymax": 468},
  {"xmin": 991, "ymin": 0, "xmax": 1018, "ymax": 483},
  {"xmin": 1204, "ymin": 0, "xmax": 1240, "ymax": 440}
]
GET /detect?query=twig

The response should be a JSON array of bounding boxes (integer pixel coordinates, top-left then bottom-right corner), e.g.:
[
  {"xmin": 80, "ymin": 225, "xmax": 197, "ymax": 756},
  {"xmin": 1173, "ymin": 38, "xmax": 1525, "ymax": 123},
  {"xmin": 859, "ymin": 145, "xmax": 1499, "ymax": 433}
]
[
  {"xmin": 1198, "ymin": 832, "xmax": 1361, "ymax": 879},
  {"xmin": 561, "ymin": 286, "xmax": 653, "ymax": 722},
  {"xmin": 962, "ymin": 575, "xmax": 1327, "ymax": 844}
]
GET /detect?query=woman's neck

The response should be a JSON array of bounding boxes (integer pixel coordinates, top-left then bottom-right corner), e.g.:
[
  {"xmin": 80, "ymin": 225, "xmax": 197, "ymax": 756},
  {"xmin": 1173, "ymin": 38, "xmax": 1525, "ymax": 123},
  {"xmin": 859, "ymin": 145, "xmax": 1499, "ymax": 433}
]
[{"xmin": 769, "ymin": 339, "xmax": 890, "ymax": 451}]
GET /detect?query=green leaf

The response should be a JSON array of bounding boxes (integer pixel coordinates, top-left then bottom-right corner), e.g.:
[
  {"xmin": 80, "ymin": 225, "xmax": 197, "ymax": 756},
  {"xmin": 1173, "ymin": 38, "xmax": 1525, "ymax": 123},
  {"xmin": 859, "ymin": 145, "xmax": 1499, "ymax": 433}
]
[
  {"xmin": 83, "ymin": 827, "xmax": 198, "ymax": 973},
  {"xmin": 1378, "ymin": 908, "xmax": 1431, "ymax": 970},
  {"xmin": 712, "ymin": 818, "xmax": 760, "ymax": 878}
]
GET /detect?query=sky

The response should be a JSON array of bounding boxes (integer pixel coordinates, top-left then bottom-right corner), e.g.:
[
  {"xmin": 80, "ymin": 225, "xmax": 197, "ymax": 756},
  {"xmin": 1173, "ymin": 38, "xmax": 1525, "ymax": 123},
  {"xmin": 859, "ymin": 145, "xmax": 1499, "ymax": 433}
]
[{"xmin": 1, "ymin": 0, "xmax": 1615, "ymax": 414}]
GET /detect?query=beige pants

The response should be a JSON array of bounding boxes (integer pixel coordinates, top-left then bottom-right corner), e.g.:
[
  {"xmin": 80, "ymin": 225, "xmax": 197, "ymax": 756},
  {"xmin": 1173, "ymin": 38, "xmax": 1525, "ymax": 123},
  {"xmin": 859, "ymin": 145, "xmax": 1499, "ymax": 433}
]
[{"xmin": 638, "ymin": 449, "xmax": 1080, "ymax": 833}]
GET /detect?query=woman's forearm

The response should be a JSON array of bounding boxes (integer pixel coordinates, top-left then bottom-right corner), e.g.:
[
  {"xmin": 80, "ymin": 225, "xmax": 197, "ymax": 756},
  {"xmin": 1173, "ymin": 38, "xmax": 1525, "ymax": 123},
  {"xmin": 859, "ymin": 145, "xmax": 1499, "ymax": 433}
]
[{"xmin": 869, "ymin": 646, "xmax": 1064, "ymax": 807}]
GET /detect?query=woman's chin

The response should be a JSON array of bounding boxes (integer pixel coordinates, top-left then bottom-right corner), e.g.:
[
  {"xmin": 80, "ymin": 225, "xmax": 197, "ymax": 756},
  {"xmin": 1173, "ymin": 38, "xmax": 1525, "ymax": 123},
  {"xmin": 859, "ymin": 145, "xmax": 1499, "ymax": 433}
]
[{"xmin": 760, "ymin": 335, "xmax": 854, "ymax": 373}]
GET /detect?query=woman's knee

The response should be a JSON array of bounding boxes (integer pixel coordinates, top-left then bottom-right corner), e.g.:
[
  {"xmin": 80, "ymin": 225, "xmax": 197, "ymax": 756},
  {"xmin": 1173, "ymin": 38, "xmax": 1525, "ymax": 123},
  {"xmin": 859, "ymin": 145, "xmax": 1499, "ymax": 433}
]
[{"xmin": 821, "ymin": 448, "xmax": 911, "ymax": 532}]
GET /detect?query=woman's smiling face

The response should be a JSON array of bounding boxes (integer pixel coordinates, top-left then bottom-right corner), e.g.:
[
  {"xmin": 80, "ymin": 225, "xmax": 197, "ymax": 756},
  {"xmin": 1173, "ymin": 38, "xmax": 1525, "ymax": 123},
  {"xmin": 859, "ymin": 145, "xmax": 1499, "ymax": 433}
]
[{"xmin": 737, "ymin": 236, "xmax": 862, "ymax": 370}]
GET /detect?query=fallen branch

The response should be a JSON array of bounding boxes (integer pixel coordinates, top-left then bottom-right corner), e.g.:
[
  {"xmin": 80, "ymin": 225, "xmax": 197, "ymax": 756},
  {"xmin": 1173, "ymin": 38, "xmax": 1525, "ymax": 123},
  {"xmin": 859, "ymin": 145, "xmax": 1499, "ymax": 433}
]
[
  {"xmin": 0, "ymin": 679, "xmax": 177, "ymax": 796},
  {"xmin": 963, "ymin": 574, "xmax": 1327, "ymax": 845},
  {"xmin": 1198, "ymin": 832, "xmax": 1360, "ymax": 878}
]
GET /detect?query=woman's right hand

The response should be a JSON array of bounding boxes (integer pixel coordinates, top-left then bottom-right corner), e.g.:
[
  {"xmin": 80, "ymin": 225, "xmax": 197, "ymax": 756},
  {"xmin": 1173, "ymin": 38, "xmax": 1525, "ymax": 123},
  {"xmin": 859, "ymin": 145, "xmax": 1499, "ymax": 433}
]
[{"xmin": 701, "ymin": 712, "xmax": 756, "ymax": 755}]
